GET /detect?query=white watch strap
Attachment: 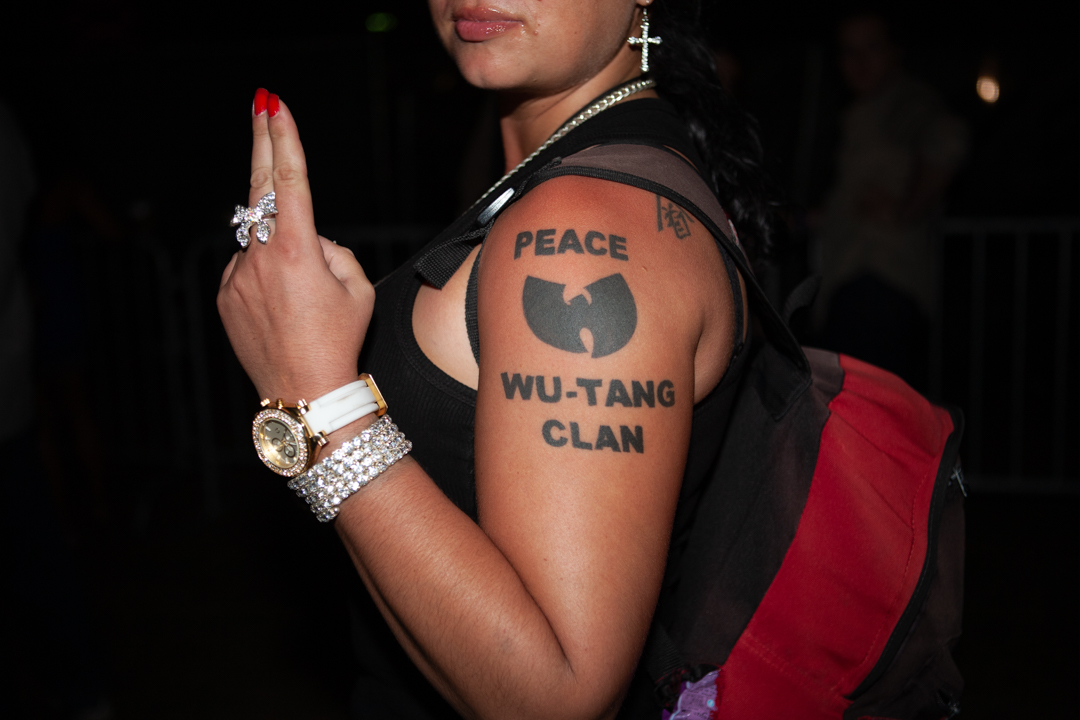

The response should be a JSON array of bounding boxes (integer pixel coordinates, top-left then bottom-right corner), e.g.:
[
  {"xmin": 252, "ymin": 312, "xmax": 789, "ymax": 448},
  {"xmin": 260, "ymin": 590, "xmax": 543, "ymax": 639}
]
[{"xmin": 302, "ymin": 379, "xmax": 381, "ymax": 436}]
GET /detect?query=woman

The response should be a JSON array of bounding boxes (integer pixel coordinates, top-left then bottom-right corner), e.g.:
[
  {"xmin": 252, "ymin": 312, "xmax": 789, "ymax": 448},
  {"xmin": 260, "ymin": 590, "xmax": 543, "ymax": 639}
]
[{"xmin": 218, "ymin": 1, "xmax": 775, "ymax": 717}]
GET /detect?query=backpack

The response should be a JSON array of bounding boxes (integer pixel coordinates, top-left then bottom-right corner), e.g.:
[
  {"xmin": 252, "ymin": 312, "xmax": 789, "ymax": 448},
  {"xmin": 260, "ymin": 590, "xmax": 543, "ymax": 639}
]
[{"xmin": 525, "ymin": 144, "xmax": 966, "ymax": 720}]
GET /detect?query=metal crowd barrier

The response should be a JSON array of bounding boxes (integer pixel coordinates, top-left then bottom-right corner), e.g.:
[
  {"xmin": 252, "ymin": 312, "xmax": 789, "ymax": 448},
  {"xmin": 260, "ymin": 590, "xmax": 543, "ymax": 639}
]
[{"xmin": 933, "ymin": 218, "xmax": 1079, "ymax": 494}]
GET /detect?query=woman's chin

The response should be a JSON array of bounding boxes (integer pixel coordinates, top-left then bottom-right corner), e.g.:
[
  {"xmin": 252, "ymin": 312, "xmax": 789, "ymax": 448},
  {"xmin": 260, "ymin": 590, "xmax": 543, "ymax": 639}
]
[{"xmin": 455, "ymin": 59, "xmax": 535, "ymax": 93}]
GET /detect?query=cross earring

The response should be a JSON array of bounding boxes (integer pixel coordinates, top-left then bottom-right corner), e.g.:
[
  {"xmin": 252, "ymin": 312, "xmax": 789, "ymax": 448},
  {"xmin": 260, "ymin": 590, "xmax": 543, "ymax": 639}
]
[{"xmin": 627, "ymin": 7, "xmax": 662, "ymax": 73}]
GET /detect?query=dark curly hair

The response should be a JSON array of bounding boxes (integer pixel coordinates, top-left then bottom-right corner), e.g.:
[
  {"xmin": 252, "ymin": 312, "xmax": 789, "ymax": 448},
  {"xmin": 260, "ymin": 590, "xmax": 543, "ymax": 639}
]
[{"xmin": 647, "ymin": 1, "xmax": 781, "ymax": 266}]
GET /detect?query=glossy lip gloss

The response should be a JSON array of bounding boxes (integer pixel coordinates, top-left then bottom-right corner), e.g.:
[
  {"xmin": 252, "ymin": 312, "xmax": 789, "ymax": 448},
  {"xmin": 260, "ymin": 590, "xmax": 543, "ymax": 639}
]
[{"xmin": 454, "ymin": 7, "xmax": 522, "ymax": 42}]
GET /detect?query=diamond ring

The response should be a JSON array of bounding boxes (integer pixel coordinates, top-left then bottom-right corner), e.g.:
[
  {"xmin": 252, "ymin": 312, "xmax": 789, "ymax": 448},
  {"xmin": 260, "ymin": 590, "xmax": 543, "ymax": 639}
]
[{"xmin": 231, "ymin": 192, "xmax": 277, "ymax": 248}]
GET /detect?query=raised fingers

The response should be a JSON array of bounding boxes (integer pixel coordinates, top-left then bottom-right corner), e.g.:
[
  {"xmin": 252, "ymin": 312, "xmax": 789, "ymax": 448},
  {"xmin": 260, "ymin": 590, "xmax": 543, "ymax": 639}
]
[
  {"xmin": 266, "ymin": 96, "xmax": 318, "ymax": 246},
  {"xmin": 249, "ymin": 88, "xmax": 275, "ymax": 209}
]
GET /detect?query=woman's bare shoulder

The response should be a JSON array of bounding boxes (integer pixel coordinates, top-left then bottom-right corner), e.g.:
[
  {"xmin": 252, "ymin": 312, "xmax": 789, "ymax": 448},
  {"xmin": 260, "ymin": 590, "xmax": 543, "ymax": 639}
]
[{"xmin": 478, "ymin": 174, "xmax": 737, "ymax": 401}]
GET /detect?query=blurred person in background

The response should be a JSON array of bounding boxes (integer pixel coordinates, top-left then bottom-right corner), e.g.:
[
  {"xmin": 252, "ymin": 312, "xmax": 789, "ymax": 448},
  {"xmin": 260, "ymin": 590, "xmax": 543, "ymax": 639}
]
[{"xmin": 814, "ymin": 11, "xmax": 967, "ymax": 389}]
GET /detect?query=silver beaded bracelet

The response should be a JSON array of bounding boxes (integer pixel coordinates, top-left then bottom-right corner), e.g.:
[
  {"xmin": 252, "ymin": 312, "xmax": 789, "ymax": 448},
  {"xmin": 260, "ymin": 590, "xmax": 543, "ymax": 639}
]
[{"xmin": 286, "ymin": 415, "xmax": 412, "ymax": 522}]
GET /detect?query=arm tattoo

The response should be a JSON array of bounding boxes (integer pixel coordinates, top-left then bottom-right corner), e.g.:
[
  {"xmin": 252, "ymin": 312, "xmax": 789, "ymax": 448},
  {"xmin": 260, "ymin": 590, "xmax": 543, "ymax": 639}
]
[
  {"xmin": 522, "ymin": 274, "xmax": 637, "ymax": 357},
  {"xmin": 503, "ymin": 373, "xmax": 677, "ymax": 456},
  {"xmin": 542, "ymin": 420, "xmax": 645, "ymax": 454},
  {"xmin": 656, "ymin": 195, "xmax": 696, "ymax": 239},
  {"xmin": 514, "ymin": 228, "xmax": 629, "ymax": 260}
]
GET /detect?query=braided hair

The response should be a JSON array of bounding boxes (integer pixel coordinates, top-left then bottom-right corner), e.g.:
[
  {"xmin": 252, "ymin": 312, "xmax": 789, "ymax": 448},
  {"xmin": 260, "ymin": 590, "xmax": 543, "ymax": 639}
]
[{"xmin": 647, "ymin": 1, "xmax": 781, "ymax": 265}]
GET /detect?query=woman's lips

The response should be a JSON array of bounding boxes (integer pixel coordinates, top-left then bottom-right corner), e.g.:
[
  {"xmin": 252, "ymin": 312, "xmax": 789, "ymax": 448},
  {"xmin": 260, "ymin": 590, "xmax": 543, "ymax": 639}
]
[
  {"xmin": 453, "ymin": 9, "xmax": 521, "ymax": 42},
  {"xmin": 455, "ymin": 19, "xmax": 517, "ymax": 41}
]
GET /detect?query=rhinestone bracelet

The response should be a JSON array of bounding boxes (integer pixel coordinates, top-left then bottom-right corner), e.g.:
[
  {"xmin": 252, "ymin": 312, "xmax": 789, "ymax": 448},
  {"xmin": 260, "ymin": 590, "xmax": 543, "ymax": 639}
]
[{"xmin": 286, "ymin": 415, "xmax": 412, "ymax": 522}]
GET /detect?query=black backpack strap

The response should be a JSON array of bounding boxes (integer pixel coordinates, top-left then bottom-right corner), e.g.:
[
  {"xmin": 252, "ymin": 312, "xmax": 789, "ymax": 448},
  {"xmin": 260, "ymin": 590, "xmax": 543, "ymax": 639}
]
[
  {"xmin": 782, "ymin": 274, "xmax": 821, "ymax": 326},
  {"xmin": 465, "ymin": 243, "xmax": 482, "ymax": 364},
  {"xmin": 524, "ymin": 144, "xmax": 812, "ymax": 419}
]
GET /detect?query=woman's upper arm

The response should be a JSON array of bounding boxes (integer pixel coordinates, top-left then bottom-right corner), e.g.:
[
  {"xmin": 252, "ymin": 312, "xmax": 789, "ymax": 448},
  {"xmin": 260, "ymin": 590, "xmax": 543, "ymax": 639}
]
[{"xmin": 473, "ymin": 175, "xmax": 712, "ymax": 696}]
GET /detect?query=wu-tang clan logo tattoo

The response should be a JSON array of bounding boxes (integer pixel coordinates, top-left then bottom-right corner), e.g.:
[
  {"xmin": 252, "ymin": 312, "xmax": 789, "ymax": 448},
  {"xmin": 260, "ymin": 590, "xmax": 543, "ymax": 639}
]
[{"xmin": 522, "ymin": 274, "xmax": 637, "ymax": 358}]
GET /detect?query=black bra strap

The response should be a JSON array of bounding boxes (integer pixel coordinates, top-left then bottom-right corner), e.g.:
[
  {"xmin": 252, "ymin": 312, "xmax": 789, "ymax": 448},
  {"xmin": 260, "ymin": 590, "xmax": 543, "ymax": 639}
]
[{"xmin": 466, "ymin": 245, "xmax": 482, "ymax": 365}]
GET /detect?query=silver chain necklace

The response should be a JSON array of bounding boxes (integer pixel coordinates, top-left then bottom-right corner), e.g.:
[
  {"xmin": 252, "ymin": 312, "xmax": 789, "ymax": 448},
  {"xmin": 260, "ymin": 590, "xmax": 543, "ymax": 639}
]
[{"xmin": 472, "ymin": 78, "xmax": 656, "ymax": 221}]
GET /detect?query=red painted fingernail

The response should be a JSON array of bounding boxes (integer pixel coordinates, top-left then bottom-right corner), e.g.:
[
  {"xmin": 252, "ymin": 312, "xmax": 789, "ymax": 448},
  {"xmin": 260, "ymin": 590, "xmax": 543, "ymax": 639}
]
[
  {"xmin": 268, "ymin": 93, "xmax": 280, "ymax": 117},
  {"xmin": 253, "ymin": 88, "xmax": 268, "ymax": 116}
]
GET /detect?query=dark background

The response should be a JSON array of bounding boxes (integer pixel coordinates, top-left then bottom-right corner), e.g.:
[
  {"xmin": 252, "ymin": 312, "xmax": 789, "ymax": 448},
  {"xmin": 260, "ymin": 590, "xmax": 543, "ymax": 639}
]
[
  {"xmin": 2, "ymin": 1, "xmax": 1077, "ymax": 228},
  {"xmin": 2, "ymin": 1, "xmax": 1077, "ymax": 718}
]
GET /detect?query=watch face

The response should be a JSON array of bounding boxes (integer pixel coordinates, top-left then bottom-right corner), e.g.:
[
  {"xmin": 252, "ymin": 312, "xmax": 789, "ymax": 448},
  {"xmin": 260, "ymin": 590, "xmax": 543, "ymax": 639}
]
[
  {"xmin": 260, "ymin": 419, "xmax": 300, "ymax": 468},
  {"xmin": 252, "ymin": 408, "xmax": 310, "ymax": 477}
]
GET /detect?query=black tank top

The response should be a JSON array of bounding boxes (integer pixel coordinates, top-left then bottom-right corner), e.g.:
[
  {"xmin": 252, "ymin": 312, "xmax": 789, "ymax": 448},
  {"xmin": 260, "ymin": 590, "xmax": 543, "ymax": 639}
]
[{"xmin": 350, "ymin": 97, "xmax": 749, "ymax": 719}]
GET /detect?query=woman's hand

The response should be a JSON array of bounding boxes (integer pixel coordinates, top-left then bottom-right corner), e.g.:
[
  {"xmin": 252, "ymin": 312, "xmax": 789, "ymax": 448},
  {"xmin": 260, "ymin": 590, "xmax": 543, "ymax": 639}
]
[{"xmin": 218, "ymin": 90, "xmax": 374, "ymax": 403}]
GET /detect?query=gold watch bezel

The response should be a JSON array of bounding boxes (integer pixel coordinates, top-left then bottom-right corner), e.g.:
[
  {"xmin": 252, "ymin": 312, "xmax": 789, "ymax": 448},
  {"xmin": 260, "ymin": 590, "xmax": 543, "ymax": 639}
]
[{"xmin": 252, "ymin": 406, "xmax": 314, "ymax": 478}]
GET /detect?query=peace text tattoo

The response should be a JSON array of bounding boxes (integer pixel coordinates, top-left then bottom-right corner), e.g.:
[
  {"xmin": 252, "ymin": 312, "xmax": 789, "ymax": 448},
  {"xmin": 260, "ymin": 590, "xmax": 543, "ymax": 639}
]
[{"xmin": 514, "ymin": 228, "xmax": 629, "ymax": 260}]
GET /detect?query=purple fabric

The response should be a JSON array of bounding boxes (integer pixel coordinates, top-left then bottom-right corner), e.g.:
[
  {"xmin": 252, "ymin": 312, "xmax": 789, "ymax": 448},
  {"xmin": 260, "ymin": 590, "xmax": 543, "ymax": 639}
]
[{"xmin": 661, "ymin": 669, "xmax": 722, "ymax": 720}]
